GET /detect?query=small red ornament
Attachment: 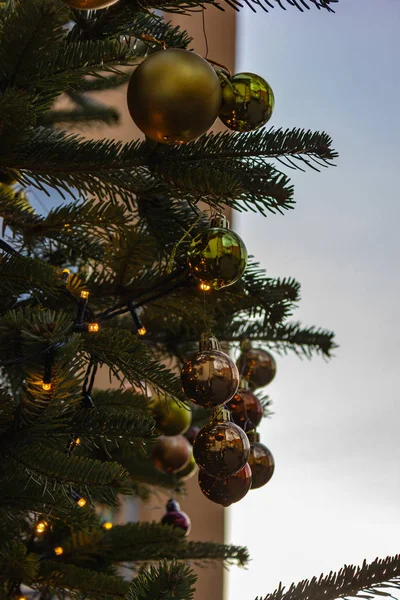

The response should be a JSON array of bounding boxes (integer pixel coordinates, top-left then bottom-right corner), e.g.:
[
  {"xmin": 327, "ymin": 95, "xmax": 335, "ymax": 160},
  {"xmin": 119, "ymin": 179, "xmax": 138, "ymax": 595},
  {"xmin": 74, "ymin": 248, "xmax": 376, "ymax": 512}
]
[
  {"xmin": 198, "ymin": 463, "xmax": 252, "ymax": 506},
  {"xmin": 227, "ymin": 380, "xmax": 263, "ymax": 431},
  {"xmin": 247, "ymin": 431, "xmax": 275, "ymax": 489},
  {"xmin": 161, "ymin": 499, "xmax": 191, "ymax": 535}
]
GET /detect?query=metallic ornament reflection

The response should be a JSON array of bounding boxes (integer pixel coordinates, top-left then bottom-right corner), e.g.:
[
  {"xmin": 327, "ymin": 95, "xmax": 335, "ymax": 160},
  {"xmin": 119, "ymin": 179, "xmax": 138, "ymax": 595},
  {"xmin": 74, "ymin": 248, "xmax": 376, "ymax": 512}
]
[
  {"xmin": 219, "ymin": 72, "xmax": 275, "ymax": 132},
  {"xmin": 193, "ymin": 419, "xmax": 250, "ymax": 478},
  {"xmin": 127, "ymin": 49, "xmax": 222, "ymax": 145},
  {"xmin": 188, "ymin": 227, "xmax": 248, "ymax": 290},
  {"xmin": 227, "ymin": 388, "xmax": 263, "ymax": 431},
  {"xmin": 198, "ymin": 463, "xmax": 252, "ymax": 506},
  {"xmin": 181, "ymin": 348, "xmax": 239, "ymax": 408},
  {"xmin": 64, "ymin": 0, "xmax": 120, "ymax": 8},
  {"xmin": 237, "ymin": 347, "xmax": 276, "ymax": 390}
]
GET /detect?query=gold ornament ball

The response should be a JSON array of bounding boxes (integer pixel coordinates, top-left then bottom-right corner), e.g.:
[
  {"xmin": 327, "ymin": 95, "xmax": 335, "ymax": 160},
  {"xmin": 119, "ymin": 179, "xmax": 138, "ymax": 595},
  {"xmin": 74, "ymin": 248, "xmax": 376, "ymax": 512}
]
[
  {"xmin": 188, "ymin": 227, "xmax": 248, "ymax": 290},
  {"xmin": 181, "ymin": 349, "xmax": 239, "ymax": 409},
  {"xmin": 248, "ymin": 435, "xmax": 275, "ymax": 489},
  {"xmin": 219, "ymin": 72, "xmax": 275, "ymax": 132},
  {"xmin": 193, "ymin": 419, "xmax": 250, "ymax": 478},
  {"xmin": 151, "ymin": 435, "xmax": 191, "ymax": 474},
  {"xmin": 198, "ymin": 463, "xmax": 252, "ymax": 507},
  {"xmin": 237, "ymin": 347, "xmax": 276, "ymax": 390},
  {"xmin": 150, "ymin": 396, "xmax": 192, "ymax": 437},
  {"xmin": 63, "ymin": 0, "xmax": 119, "ymax": 8},
  {"xmin": 127, "ymin": 49, "xmax": 222, "ymax": 145}
]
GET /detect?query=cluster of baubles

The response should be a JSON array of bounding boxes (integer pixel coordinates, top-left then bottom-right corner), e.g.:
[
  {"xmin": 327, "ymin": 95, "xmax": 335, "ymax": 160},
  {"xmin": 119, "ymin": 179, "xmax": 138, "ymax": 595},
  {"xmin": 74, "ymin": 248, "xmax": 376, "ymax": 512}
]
[
  {"xmin": 179, "ymin": 333, "xmax": 276, "ymax": 506},
  {"xmin": 126, "ymin": 48, "xmax": 274, "ymax": 145},
  {"xmin": 63, "ymin": 2, "xmax": 274, "ymax": 143}
]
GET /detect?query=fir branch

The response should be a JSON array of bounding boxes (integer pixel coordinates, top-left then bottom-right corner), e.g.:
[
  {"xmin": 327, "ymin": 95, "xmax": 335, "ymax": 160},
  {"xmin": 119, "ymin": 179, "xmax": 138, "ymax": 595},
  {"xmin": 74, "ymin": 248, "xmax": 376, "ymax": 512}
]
[
  {"xmin": 5, "ymin": 444, "xmax": 130, "ymax": 503},
  {"xmin": 40, "ymin": 561, "xmax": 129, "ymax": 599},
  {"xmin": 0, "ymin": 541, "xmax": 39, "ymax": 585},
  {"xmin": 127, "ymin": 561, "xmax": 197, "ymax": 600},
  {"xmin": 257, "ymin": 555, "xmax": 400, "ymax": 600}
]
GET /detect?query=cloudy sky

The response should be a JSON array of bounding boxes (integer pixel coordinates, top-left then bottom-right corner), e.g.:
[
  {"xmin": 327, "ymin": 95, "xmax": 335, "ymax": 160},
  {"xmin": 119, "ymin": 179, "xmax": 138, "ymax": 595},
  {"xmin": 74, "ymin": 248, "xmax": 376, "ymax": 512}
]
[{"xmin": 227, "ymin": 2, "xmax": 400, "ymax": 599}]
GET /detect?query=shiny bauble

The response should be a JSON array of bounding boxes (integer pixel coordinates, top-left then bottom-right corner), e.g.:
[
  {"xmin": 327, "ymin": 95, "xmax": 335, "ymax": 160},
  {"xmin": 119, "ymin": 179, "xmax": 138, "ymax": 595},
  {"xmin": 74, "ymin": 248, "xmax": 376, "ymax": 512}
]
[
  {"xmin": 193, "ymin": 409, "xmax": 250, "ymax": 478},
  {"xmin": 176, "ymin": 452, "xmax": 198, "ymax": 481},
  {"xmin": 219, "ymin": 72, "xmax": 275, "ymax": 132},
  {"xmin": 151, "ymin": 435, "xmax": 191, "ymax": 474},
  {"xmin": 247, "ymin": 432, "xmax": 275, "ymax": 489},
  {"xmin": 187, "ymin": 214, "xmax": 248, "ymax": 290},
  {"xmin": 198, "ymin": 463, "xmax": 252, "ymax": 506},
  {"xmin": 63, "ymin": 0, "xmax": 119, "ymax": 8},
  {"xmin": 161, "ymin": 499, "xmax": 191, "ymax": 535},
  {"xmin": 127, "ymin": 49, "xmax": 222, "ymax": 145},
  {"xmin": 181, "ymin": 334, "xmax": 239, "ymax": 409},
  {"xmin": 237, "ymin": 347, "xmax": 276, "ymax": 390},
  {"xmin": 151, "ymin": 396, "xmax": 192, "ymax": 436},
  {"xmin": 228, "ymin": 388, "xmax": 263, "ymax": 431},
  {"xmin": 184, "ymin": 425, "xmax": 200, "ymax": 446}
]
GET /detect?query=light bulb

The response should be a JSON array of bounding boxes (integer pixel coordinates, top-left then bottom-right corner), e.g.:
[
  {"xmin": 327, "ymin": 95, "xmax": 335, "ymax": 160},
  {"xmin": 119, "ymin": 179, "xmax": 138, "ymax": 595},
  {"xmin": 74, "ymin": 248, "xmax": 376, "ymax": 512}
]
[
  {"xmin": 77, "ymin": 497, "xmax": 87, "ymax": 507},
  {"xmin": 42, "ymin": 382, "xmax": 51, "ymax": 391},
  {"xmin": 102, "ymin": 521, "xmax": 113, "ymax": 530},
  {"xmin": 138, "ymin": 327, "xmax": 146, "ymax": 336},
  {"xmin": 36, "ymin": 520, "xmax": 48, "ymax": 534},
  {"xmin": 88, "ymin": 323, "xmax": 99, "ymax": 333},
  {"xmin": 80, "ymin": 290, "xmax": 89, "ymax": 299},
  {"xmin": 199, "ymin": 282, "xmax": 211, "ymax": 292},
  {"xmin": 54, "ymin": 546, "xmax": 64, "ymax": 556}
]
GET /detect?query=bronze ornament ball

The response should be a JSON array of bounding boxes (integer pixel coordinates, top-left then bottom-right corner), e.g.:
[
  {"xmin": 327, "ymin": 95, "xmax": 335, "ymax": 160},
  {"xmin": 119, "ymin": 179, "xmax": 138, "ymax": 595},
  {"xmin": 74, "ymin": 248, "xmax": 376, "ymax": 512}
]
[
  {"xmin": 150, "ymin": 396, "xmax": 192, "ymax": 436},
  {"xmin": 198, "ymin": 463, "xmax": 252, "ymax": 507},
  {"xmin": 227, "ymin": 388, "xmax": 263, "ymax": 431},
  {"xmin": 151, "ymin": 435, "xmax": 191, "ymax": 474},
  {"xmin": 127, "ymin": 49, "xmax": 222, "ymax": 145},
  {"xmin": 193, "ymin": 417, "xmax": 250, "ymax": 478},
  {"xmin": 63, "ymin": 0, "xmax": 120, "ymax": 8},
  {"xmin": 248, "ymin": 434, "xmax": 275, "ymax": 489},
  {"xmin": 237, "ymin": 347, "xmax": 277, "ymax": 390},
  {"xmin": 219, "ymin": 72, "xmax": 274, "ymax": 132},
  {"xmin": 187, "ymin": 216, "xmax": 248, "ymax": 291},
  {"xmin": 181, "ymin": 348, "xmax": 239, "ymax": 409},
  {"xmin": 176, "ymin": 452, "xmax": 198, "ymax": 481}
]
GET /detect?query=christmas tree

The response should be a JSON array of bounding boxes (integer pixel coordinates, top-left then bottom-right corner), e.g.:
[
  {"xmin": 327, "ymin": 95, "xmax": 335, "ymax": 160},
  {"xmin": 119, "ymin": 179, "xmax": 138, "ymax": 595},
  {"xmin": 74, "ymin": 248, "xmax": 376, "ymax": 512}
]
[{"xmin": 0, "ymin": 0, "xmax": 399, "ymax": 599}]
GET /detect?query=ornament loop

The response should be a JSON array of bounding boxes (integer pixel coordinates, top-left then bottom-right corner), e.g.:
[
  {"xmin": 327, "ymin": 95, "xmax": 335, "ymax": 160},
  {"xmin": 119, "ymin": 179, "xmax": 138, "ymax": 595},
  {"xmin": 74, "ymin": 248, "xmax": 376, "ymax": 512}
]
[
  {"xmin": 199, "ymin": 332, "xmax": 220, "ymax": 352},
  {"xmin": 210, "ymin": 213, "xmax": 230, "ymax": 229}
]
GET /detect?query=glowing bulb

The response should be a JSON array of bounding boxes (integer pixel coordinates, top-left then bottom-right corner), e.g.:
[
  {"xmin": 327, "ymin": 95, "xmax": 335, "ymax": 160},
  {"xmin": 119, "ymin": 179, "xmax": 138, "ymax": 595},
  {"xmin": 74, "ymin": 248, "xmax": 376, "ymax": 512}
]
[
  {"xmin": 77, "ymin": 497, "xmax": 87, "ymax": 507},
  {"xmin": 138, "ymin": 327, "xmax": 146, "ymax": 336},
  {"xmin": 54, "ymin": 546, "xmax": 64, "ymax": 556},
  {"xmin": 88, "ymin": 323, "xmax": 99, "ymax": 332},
  {"xmin": 80, "ymin": 290, "xmax": 89, "ymax": 299},
  {"xmin": 42, "ymin": 382, "xmax": 51, "ymax": 391},
  {"xmin": 199, "ymin": 282, "xmax": 211, "ymax": 292},
  {"xmin": 102, "ymin": 521, "xmax": 113, "ymax": 530},
  {"xmin": 75, "ymin": 437, "xmax": 81, "ymax": 445},
  {"xmin": 18, "ymin": 595, "xmax": 27, "ymax": 600},
  {"xmin": 62, "ymin": 268, "xmax": 70, "ymax": 275},
  {"xmin": 36, "ymin": 520, "xmax": 48, "ymax": 534}
]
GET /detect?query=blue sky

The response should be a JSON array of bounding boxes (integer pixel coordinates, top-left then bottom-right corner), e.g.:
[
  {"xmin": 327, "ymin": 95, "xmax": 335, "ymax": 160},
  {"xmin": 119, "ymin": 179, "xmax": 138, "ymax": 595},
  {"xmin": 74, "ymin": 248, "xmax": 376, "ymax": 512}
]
[{"xmin": 228, "ymin": 2, "xmax": 400, "ymax": 599}]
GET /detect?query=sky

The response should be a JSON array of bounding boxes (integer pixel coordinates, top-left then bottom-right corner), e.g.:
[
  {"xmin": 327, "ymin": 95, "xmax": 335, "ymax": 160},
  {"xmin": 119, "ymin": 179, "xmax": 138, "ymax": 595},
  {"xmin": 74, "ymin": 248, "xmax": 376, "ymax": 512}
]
[{"xmin": 227, "ymin": 2, "xmax": 400, "ymax": 599}]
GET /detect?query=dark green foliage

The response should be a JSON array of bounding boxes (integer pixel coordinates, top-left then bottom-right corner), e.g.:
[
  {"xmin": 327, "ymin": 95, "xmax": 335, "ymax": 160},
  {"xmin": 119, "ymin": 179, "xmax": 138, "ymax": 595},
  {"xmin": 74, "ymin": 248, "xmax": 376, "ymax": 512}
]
[
  {"xmin": 127, "ymin": 561, "xmax": 197, "ymax": 600},
  {"xmin": 257, "ymin": 555, "xmax": 400, "ymax": 600}
]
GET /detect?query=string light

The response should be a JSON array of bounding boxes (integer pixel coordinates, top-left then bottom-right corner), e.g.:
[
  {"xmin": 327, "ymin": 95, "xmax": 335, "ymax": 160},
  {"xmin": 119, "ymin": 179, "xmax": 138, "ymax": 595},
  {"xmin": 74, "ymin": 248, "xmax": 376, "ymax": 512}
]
[
  {"xmin": 42, "ymin": 382, "xmax": 51, "ymax": 391},
  {"xmin": 42, "ymin": 349, "xmax": 54, "ymax": 391},
  {"xmin": 128, "ymin": 300, "xmax": 146, "ymax": 336},
  {"xmin": 80, "ymin": 290, "xmax": 89, "ymax": 299},
  {"xmin": 77, "ymin": 497, "xmax": 86, "ymax": 507},
  {"xmin": 88, "ymin": 323, "xmax": 99, "ymax": 333},
  {"xmin": 102, "ymin": 521, "xmax": 113, "ymax": 530},
  {"xmin": 36, "ymin": 520, "xmax": 48, "ymax": 534},
  {"xmin": 199, "ymin": 283, "xmax": 211, "ymax": 292},
  {"xmin": 54, "ymin": 546, "xmax": 64, "ymax": 556},
  {"xmin": 18, "ymin": 596, "xmax": 27, "ymax": 600},
  {"xmin": 71, "ymin": 489, "xmax": 87, "ymax": 507},
  {"xmin": 61, "ymin": 268, "xmax": 70, "ymax": 283},
  {"xmin": 138, "ymin": 326, "xmax": 147, "ymax": 336},
  {"xmin": 75, "ymin": 437, "xmax": 81, "ymax": 445}
]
